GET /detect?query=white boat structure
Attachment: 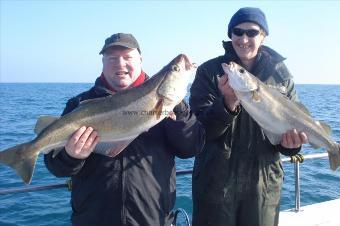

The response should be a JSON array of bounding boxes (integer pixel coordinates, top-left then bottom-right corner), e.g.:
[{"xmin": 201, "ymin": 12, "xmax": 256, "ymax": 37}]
[
  {"xmin": 279, "ymin": 198, "xmax": 339, "ymax": 226},
  {"xmin": 279, "ymin": 153, "xmax": 339, "ymax": 226}
]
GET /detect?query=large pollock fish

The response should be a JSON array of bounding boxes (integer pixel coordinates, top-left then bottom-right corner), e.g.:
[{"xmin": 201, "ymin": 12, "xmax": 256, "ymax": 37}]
[
  {"xmin": 0, "ymin": 54, "xmax": 196, "ymax": 184},
  {"xmin": 222, "ymin": 62, "xmax": 340, "ymax": 170}
]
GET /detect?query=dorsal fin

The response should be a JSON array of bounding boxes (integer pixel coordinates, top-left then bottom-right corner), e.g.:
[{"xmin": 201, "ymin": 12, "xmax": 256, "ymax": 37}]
[
  {"xmin": 79, "ymin": 98, "xmax": 104, "ymax": 105},
  {"xmin": 316, "ymin": 121, "xmax": 332, "ymax": 136},
  {"xmin": 34, "ymin": 116, "xmax": 59, "ymax": 134},
  {"xmin": 294, "ymin": 101, "xmax": 311, "ymax": 115},
  {"xmin": 77, "ymin": 97, "xmax": 108, "ymax": 108}
]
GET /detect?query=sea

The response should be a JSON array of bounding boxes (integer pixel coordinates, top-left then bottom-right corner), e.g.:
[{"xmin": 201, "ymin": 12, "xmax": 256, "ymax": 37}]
[{"xmin": 0, "ymin": 83, "xmax": 339, "ymax": 226}]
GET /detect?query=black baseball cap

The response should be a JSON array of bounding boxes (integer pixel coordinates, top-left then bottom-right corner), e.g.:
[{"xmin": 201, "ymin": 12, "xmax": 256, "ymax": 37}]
[{"xmin": 99, "ymin": 33, "xmax": 141, "ymax": 54}]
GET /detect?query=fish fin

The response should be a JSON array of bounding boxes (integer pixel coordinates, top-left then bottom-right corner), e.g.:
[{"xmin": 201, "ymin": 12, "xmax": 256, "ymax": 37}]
[
  {"xmin": 252, "ymin": 90, "xmax": 261, "ymax": 102},
  {"xmin": 288, "ymin": 101, "xmax": 333, "ymax": 136},
  {"xmin": 0, "ymin": 142, "xmax": 39, "ymax": 184},
  {"xmin": 296, "ymin": 102, "xmax": 310, "ymax": 114},
  {"xmin": 316, "ymin": 121, "xmax": 332, "ymax": 136},
  {"xmin": 34, "ymin": 116, "xmax": 59, "ymax": 134},
  {"xmin": 52, "ymin": 147, "xmax": 64, "ymax": 158},
  {"xmin": 251, "ymin": 80, "xmax": 261, "ymax": 102},
  {"xmin": 79, "ymin": 97, "xmax": 106, "ymax": 106},
  {"xmin": 94, "ymin": 138, "xmax": 137, "ymax": 157},
  {"xmin": 262, "ymin": 129, "xmax": 282, "ymax": 145},
  {"xmin": 71, "ymin": 97, "xmax": 111, "ymax": 112},
  {"xmin": 328, "ymin": 144, "xmax": 340, "ymax": 170},
  {"xmin": 271, "ymin": 94, "xmax": 313, "ymax": 118},
  {"xmin": 309, "ymin": 141, "xmax": 322, "ymax": 149},
  {"xmin": 154, "ymin": 99, "xmax": 164, "ymax": 120}
]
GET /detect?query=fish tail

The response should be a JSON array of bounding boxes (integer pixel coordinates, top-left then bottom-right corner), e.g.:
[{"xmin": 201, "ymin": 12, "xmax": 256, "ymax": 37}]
[
  {"xmin": 328, "ymin": 143, "xmax": 340, "ymax": 171},
  {"xmin": 0, "ymin": 142, "xmax": 39, "ymax": 184}
]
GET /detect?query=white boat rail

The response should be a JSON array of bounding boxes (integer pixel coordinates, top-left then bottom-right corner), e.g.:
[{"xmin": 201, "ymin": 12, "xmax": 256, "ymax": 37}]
[
  {"xmin": 0, "ymin": 152, "xmax": 330, "ymax": 214},
  {"xmin": 281, "ymin": 152, "xmax": 329, "ymax": 212}
]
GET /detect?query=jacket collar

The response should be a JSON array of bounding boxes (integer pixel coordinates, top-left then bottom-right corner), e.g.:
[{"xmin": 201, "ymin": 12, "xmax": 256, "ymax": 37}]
[
  {"xmin": 92, "ymin": 72, "xmax": 149, "ymax": 97},
  {"xmin": 221, "ymin": 41, "xmax": 287, "ymax": 81},
  {"xmin": 222, "ymin": 41, "xmax": 286, "ymax": 65}
]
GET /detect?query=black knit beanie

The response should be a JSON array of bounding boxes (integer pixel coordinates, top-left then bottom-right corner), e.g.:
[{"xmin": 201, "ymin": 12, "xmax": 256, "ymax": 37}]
[{"xmin": 228, "ymin": 7, "xmax": 269, "ymax": 38}]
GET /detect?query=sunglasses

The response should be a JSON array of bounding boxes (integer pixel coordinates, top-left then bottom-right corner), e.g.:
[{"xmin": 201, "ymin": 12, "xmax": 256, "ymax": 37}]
[{"xmin": 232, "ymin": 28, "xmax": 261, "ymax": 38}]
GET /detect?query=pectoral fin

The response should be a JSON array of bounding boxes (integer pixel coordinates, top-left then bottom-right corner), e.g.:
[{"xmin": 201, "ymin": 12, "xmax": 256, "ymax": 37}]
[
  {"xmin": 154, "ymin": 99, "xmax": 164, "ymax": 120},
  {"xmin": 52, "ymin": 147, "xmax": 65, "ymax": 158},
  {"xmin": 252, "ymin": 83, "xmax": 261, "ymax": 102},
  {"xmin": 252, "ymin": 90, "xmax": 261, "ymax": 102},
  {"xmin": 94, "ymin": 137, "xmax": 138, "ymax": 157}
]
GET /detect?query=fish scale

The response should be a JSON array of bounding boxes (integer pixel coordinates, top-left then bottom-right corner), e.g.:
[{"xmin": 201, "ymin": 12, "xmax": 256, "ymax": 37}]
[
  {"xmin": 222, "ymin": 62, "xmax": 340, "ymax": 171},
  {"xmin": 0, "ymin": 54, "xmax": 196, "ymax": 184}
]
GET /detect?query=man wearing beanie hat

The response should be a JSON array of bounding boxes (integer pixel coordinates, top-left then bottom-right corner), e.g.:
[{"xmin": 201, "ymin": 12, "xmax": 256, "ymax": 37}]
[
  {"xmin": 190, "ymin": 7, "xmax": 306, "ymax": 226},
  {"xmin": 45, "ymin": 33, "xmax": 205, "ymax": 226},
  {"xmin": 227, "ymin": 7, "xmax": 269, "ymax": 38}
]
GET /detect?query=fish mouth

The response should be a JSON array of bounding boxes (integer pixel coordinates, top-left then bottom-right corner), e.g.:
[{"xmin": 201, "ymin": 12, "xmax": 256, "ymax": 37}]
[
  {"xmin": 221, "ymin": 62, "xmax": 234, "ymax": 74},
  {"xmin": 173, "ymin": 54, "xmax": 197, "ymax": 71}
]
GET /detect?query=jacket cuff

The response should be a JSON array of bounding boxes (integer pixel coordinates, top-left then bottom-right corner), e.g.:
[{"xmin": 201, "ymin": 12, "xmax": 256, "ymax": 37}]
[
  {"xmin": 215, "ymin": 97, "xmax": 240, "ymax": 123},
  {"xmin": 55, "ymin": 149, "xmax": 85, "ymax": 167},
  {"xmin": 173, "ymin": 101, "xmax": 189, "ymax": 120},
  {"xmin": 276, "ymin": 145, "xmax": 301, "ymax": 156}
]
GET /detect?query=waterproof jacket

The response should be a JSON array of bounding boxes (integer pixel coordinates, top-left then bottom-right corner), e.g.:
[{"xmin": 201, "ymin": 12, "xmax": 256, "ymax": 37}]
[
  {"xmin": 189, "ymin": 41, "xmax": 301, "ymax": 226},
  {"xmin": 44, "ymin": 77, "xmax": 205, "ymax": 226}
]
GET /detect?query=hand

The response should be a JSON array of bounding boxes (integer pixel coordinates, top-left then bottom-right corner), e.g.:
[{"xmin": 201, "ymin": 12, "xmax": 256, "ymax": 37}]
[
  {"xmin": 217, "ymin": 74, "xmax": 239, "ymax": 112},
  {"xmin": 167, "ymin": 111, "xmax": 177, "ymax": 120},
  {"xmin": 65, "ymin": 126, "xmax": 100, "ymax": 159},
  {"xmin": 281, "ymin": 129, "xmax": 308, "ymax": 149}
]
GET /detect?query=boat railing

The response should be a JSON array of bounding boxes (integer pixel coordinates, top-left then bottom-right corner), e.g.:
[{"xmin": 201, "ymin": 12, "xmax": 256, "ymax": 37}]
[
  {"xmin": 281, "ymin": 152, "xmax": 329, "ymax": 212},
  {"xmin": 0, "ymin": 152, "xmax": 330, "ymax": 214},
  {"xmin": 172, "ymin": 208, "xmax": 191, "ymax": 226}
]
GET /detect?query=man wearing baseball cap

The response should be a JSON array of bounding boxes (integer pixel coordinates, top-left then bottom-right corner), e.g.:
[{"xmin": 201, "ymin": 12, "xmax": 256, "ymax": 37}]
[
  {"xmin": 99, "ymin": 33, "xmax": 144, "ymax": 92},
  {"xmin": 45, "ymin": 33, "xmax": 205, "ymax": 226}
]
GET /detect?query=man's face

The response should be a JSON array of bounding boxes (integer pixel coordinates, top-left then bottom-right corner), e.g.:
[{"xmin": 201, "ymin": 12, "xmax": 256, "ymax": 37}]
[
  {"xmin": 231, "ymin": 22, "xmax": 265, "ymax": 63},
  {"xmin": 102, "ymin": 46, "xmax": 142, "ymax": 91}
]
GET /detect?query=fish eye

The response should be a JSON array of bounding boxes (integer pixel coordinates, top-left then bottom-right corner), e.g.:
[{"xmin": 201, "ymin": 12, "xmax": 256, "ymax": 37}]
[
  {"xmin": 172, "ymin": 65, "xmax": 180, "ymax": 72},
  {"xmin": 239, "ymin": 68, "xmax": 245, "ymax": 73}
]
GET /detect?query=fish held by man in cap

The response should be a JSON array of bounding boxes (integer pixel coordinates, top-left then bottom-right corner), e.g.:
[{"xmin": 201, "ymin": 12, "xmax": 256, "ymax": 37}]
[
  {"xmin": 221, "ymin": 62, "xmax": 340, "ymax": 170},
  {"xmin": 0, "ymin": 54, "xmax": 196, "ymax": 184}
]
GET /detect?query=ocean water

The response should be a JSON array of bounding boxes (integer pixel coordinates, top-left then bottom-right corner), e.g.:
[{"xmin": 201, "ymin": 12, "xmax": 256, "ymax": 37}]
[{"xmin": 0, "ymin": 83, "xmax": 339, "ymax": 226}]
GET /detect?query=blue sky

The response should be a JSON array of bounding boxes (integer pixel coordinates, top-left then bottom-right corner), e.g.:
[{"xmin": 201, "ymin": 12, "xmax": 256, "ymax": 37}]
[{"xmin": 1, "ymin": 0, "xmax": 340, "ymax": 84}]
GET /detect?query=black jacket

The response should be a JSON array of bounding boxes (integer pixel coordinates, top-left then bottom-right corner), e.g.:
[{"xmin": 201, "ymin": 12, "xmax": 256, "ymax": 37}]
[
  {"xmin": 44, "ymin": 77, "xmax": 205, "ymax": 226},
  {"xmin": 190, "ymin": 42, "xmax": 301, "ymax": 226},
  {"xmin": 190, "ymin": 41, "xmax": 300, "ymax": 158}
]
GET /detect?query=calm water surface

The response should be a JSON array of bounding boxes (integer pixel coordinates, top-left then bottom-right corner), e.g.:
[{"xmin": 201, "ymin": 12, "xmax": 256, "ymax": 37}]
[{"xmin": 0, "ymin": 83, "xmax": 339, "ymax": 225}]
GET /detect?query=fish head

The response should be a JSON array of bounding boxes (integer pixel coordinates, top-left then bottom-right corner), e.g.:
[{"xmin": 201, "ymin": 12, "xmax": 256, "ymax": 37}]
[
  {"xmin": 221, "ymin": 62, "xmax": 258, "ymax": 92},
  {"xmin": 157, "ymin": 54, "xmax": 196, "ymax": 103}
]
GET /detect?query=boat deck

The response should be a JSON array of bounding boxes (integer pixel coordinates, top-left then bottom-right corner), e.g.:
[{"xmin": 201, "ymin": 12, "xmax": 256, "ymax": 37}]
[{"xmin": 279, "ymin": 198, "xmax": 339, "ymax": 226}]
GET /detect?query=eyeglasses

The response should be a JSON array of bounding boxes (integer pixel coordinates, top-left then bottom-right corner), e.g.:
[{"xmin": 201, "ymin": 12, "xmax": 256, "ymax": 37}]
[{"xmin": 232, "ymin": 28, "xmax": 261, "ymax": 38}]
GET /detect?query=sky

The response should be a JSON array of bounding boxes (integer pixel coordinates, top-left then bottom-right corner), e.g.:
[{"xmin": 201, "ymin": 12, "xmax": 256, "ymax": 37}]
[{"xmin": 1, "ymin": 0, "xmax": 340, "ymax": 84}]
